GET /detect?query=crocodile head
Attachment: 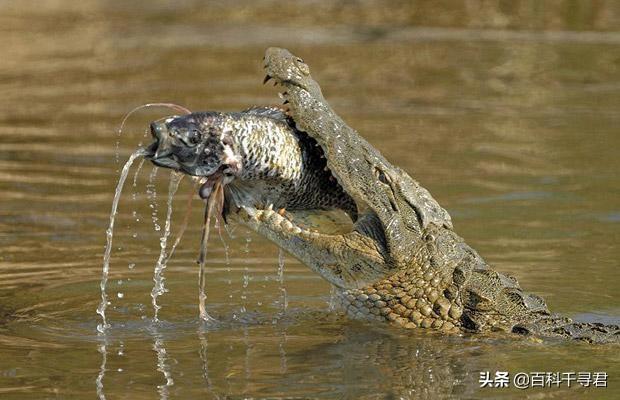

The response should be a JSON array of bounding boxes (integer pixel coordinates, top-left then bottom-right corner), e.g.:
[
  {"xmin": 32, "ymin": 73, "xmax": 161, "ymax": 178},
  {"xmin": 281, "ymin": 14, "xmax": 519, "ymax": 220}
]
[{"xmin": 232, "ymin": 48, "xmax": 452, "ymax": 290}]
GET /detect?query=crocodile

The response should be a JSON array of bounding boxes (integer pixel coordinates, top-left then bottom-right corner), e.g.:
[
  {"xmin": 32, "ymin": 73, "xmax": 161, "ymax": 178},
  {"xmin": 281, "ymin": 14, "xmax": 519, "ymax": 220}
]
[{"xmin": 224, "ymin": 47, "xmax": 619, "ymax": 344}]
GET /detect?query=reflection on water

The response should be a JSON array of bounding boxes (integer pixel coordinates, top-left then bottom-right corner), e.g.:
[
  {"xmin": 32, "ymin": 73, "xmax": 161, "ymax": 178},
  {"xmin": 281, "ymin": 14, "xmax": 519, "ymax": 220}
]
[
  {"xmin": 95, "ymin": 340, "xmax": 107, "ymax": 400},
  {"xmin": 151, "ymin": 327, "xmax": 174, "ymax": 399},
  {"xmin": 1, "ymin": 0, "xmax": 619, "ymax": 398}
]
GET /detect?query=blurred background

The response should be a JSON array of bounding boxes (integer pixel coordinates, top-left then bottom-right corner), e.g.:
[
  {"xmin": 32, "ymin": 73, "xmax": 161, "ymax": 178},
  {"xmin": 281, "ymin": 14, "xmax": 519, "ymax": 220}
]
[{"xmin": 0, "ymin": 1, "xmax": 619, "ymax": 399}]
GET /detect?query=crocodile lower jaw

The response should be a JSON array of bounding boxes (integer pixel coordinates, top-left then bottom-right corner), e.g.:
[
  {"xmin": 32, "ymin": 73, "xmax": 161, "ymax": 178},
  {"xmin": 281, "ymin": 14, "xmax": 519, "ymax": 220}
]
[{"xmin": 235, "ymin": 205, "xmax": 321, "ymax": 238}]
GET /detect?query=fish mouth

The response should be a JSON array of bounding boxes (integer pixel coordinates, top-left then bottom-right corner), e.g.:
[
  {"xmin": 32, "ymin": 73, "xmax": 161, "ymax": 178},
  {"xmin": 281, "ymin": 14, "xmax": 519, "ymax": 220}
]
[{"xmin": 144, "ymin": 121, "xmax": 181, "ymax": 169}]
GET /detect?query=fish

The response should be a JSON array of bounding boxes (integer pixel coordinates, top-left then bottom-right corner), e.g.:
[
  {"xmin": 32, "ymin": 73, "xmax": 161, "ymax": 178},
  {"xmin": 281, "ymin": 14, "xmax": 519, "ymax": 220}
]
[{"xmin": 145, "ymin": 106, "xmax": 357, "ymax": 221}]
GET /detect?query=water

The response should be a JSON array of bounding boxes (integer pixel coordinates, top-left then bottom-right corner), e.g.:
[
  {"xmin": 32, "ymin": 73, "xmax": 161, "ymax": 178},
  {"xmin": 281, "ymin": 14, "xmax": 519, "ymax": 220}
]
[
  {"xmin": 277, "ymin": 249, "xmax": 287, "ymax": 312},
  {"xmin": 150, "ymin": 171, "xmax": 183, "ymax": 322},
  {"xmin": 151, "ymin": 328, "xmax": 174, "ymax": 399},
  {"xmin": 96, "ymin": 148, "xmax": 146, "ymax": 333},
  {"xmin": 1, "ymin": 1, "xmax": 619, "ymax": 399},
  {"xmin": 163, "ymin": 185, "xmax": 197, "ymax": 265}
]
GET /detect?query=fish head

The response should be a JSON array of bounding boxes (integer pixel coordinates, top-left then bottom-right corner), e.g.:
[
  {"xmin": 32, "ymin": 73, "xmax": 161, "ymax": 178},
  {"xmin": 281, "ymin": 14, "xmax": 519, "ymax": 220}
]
[{"xmin": 146, "ymin": 112, "xmax": 242, "ymax": 191}]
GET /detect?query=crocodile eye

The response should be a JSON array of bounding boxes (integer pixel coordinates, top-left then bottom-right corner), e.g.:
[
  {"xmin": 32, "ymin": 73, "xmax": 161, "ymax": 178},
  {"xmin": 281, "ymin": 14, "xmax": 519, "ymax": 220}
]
[
  {"xmin": 294, "ymin": 57, "xmax": 310, "ymax": 76},
  {"xmin": 374, "ymin": 167, "xmax": 389, "ymax": 184}
]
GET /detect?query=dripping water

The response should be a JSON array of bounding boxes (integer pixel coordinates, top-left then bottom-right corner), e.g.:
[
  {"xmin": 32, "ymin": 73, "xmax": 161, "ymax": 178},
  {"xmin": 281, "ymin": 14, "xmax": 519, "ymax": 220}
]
[
  {"xmin": 129, "ymin": 158, "xmax": 145, "ymax": 264},
  {"xmin": 147, "ymin": 167, "xmax": 161, "ymax": 232},
  {"xmin": 277, "ymin": 248, "xmax": 288, "ymax": 312},
  {"xmin": 97, "ymin": 148, "xmax": 146, "ymax": 333},
  {"xmin": 328, "ymin": 285, "xmax": 340, "ymax": 311},
  {"xmin": 132, "ymin": 158, "xmax": 145, "ymax": 190},
  {"xmin": 276, "ymin": 249, "xmax": 288, "ymax": 373},
  {"xmin": 151, "ymin": 171, "xmax": 183, "ymax": 322},
  {"xmin": 163, "ymin": 182, "xmax": 198, "ymax": 265}
]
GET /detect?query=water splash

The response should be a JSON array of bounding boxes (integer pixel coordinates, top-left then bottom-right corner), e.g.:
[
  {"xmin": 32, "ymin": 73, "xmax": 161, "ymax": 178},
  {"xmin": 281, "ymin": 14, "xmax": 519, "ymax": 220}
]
[
  {"xmin": 151, "ymin": 171, "xmax": 183, "ymax": 322},
  {"xmin": 97, "ymin": 149, "xmax": 146, "ymax": 333}
]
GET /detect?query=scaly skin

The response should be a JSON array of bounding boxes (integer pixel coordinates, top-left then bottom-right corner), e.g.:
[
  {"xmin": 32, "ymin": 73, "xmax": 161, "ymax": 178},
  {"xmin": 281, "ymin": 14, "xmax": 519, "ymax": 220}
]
[{"xmin": 232, "ymin": 48, "xmax": 619, "ymax": 343}]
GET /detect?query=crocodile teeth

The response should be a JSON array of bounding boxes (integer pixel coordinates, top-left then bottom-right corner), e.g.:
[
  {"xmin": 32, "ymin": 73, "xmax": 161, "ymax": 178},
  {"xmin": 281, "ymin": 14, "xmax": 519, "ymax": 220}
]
[
  {"xmin": 263, "ymin": 75, "xmax": 272, "ymax": 84},
  {"xmin": 238, "ymin": 206, "xmax": 257, "ymax": 221},
  {"xmin": 265, "ymin": 210, "xmax": 282, "ymax": 225},
  {"xmin": 280, "ymin": 219, "xmax": 294, "ymax": 231}
]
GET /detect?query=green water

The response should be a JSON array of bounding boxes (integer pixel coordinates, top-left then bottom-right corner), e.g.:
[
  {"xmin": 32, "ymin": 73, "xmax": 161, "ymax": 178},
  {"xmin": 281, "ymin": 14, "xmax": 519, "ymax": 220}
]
[{"xmin": 0, "ymin": 1, "xmax": 619, "ymax": 399}]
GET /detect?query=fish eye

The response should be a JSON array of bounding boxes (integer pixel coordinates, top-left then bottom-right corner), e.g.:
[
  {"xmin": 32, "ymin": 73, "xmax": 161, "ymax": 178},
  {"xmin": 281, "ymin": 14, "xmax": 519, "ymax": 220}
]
[
  {"xmin": 188, "ymin": 129, "xmax": 200, "ymax": 145},
  {"xmin": 176, "ymin": 128, "xmax": 200, "ymax": 147}
]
